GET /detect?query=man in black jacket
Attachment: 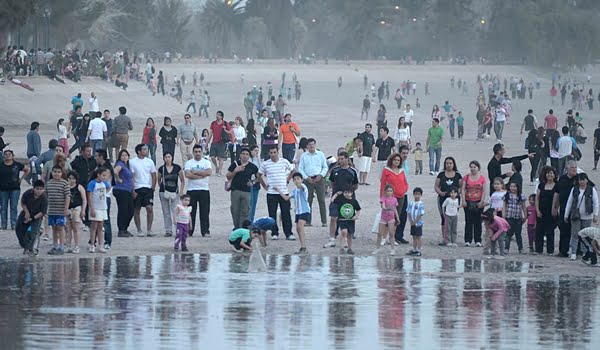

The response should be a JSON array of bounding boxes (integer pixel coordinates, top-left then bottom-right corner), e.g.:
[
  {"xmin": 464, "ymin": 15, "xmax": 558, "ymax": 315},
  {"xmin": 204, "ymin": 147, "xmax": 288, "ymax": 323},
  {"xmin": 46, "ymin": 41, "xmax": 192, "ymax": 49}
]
[{"xmin": 487, "ymin": 143, "xmax": 533, "ymax": 193}]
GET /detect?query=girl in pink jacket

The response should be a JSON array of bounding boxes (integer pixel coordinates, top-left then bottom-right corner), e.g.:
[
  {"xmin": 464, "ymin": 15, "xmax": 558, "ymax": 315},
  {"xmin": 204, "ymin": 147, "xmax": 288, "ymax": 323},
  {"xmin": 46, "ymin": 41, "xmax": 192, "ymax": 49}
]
[{"xmin": 481, "ymin": 208, "xmax": 511, "ymax": 259}]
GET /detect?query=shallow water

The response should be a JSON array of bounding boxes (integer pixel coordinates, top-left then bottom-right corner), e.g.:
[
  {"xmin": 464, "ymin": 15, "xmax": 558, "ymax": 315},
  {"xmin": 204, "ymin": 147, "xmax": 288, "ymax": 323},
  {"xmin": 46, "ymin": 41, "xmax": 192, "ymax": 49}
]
[{"xmin": 0, "ymin": 254, "xmax": 599, "ymax": 349}]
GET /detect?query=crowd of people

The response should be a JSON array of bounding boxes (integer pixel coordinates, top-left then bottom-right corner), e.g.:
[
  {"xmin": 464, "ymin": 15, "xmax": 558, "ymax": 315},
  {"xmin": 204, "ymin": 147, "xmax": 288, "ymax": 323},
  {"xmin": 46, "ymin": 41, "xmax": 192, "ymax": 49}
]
[{"xmin": 1, "ymin": 62, "xmax": 599, "ymax": 267}]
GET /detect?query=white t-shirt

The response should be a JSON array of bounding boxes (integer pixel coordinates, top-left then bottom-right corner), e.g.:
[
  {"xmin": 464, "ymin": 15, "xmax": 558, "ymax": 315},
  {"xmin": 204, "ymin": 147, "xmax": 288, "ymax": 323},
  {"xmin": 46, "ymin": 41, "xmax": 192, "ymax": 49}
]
[
  {"xmin": 184, "ymin": 158, "xmax": 212, "ymax": 191},
  {"xmin": 259, "ymin": 158, "xmax": 293, "ymax": 195},
  {"xmin": 442, "ymin": 197, "xmax": 460, "ymax": 216},
  {"xmin": 394, "ymin": 126, "xmax": 411, "ymax": 143},
  {"xmin": 232, "ymin": 125, "xmax": 246, "ymax": 145},
  {"xmin": 88, "ymin": 118, "xmax": 107, "ymax": 140},
  {"xmin": 89, "ymin": 97, "xmax": 100, "ymax": 112},
  {"xmin": 403, "ymin": 109, "xmax": 414, "ymax": 123},
  {"xmin": 557, "ymin": 135, "xmax": 573, "ymax": 158},
  {"xmin": 489, "ymin": 191, "xmax": 506, "ymax": 211},
  {"xmin": 87, "ymin": 180, "xmax": 110, "ymax": 210},
  {"xmin": 130, "ymin": 157, "xmax": 157, "ymax": 189},
  {"xmin": 495, "ymin": 107, "xmax": 506, "ymax": 122},
  {"xmin": 58, "ymin": 125, "xmax": 68, "ymax": 139}
]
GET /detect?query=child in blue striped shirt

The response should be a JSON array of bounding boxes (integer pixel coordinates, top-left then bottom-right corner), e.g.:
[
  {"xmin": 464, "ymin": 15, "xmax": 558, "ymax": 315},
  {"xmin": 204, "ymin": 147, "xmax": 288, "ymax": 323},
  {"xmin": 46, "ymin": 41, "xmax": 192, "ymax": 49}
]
[{"xmin": 275, "ymin": 172, "xmax": 310, "ymax": 254}]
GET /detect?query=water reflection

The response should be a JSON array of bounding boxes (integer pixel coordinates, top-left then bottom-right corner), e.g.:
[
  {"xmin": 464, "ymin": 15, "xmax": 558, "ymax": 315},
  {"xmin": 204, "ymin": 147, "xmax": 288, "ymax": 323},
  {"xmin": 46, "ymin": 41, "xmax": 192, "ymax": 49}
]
[{"xmin": 0, "ymin": 255, "xmax": 598, "ymax": 349}]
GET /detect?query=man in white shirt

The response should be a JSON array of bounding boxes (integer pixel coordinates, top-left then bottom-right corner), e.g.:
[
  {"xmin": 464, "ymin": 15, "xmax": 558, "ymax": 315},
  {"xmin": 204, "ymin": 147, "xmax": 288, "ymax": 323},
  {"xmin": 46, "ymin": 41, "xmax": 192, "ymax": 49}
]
[
  {"xmin": 257, "ymin": 146, "xmax": 295, "ymax": 240},
  {"xmin": 87, "ymin": 112, "xmax": 107, "ymax": 152},
  {"xmin": 298, "ymin": 138, "xmax": 328, "ymax": 227},
  {"xmin": 184, "ymin": 144, "xmax": 212, "ymax": 237},
  {"xmin": 557, "ymin": 126, "xmax": 576, "ymax": 176},
  {"xmin": 130, "ymin": 144, "xmax": 157, "ymax": 237},
  {"xmin": 403, "ymin": 104, "xmax": 414, "ymax": 132},
  {"xmin": 89, "ymin": 92, "xmax": 100, "ymax": 117},
  {"xmin": 494, "ymin": 105, "xmax": 507, "ymax": 142}
]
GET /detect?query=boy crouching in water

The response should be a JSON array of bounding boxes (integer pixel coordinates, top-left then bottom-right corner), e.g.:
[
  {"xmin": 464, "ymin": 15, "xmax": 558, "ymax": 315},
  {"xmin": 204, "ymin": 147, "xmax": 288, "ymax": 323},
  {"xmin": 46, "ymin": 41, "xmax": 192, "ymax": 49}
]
[{"xmin": 229, "ymin": 220, "xmax": 260, "ymax": 252}]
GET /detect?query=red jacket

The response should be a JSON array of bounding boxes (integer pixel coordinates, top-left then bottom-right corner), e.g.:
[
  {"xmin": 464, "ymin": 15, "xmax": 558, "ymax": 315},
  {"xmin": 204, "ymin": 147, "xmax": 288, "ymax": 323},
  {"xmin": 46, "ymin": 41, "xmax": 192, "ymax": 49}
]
[{"xmin": 380, "ymin": 167, "xmax": 408, "ymax": 198}]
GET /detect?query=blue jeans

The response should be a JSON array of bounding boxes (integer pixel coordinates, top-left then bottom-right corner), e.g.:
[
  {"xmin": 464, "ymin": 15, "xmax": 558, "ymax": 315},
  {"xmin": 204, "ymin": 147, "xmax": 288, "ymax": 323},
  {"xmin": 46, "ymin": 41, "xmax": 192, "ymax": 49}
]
[
  {"xmin": 282, "ymin": 143, "xmax": 295, "ymax": 163},
  {"xmin": 104, "ymin": 197, "xmax": 113, "ymax": 246},
  {"xmin": 249, "ymin": 185, "xmax": 260, "ymax": 222},
  {"xmin": 199, "ymin": 104, "xmax": 209, "ymax": 117},
  {"xmin": 494, "ymin": 121, "xmax": 505, "ymax": 140},
  {"xmin": 91, "ymin": 139, "xmax": 104, "ymax": 152},
  {"xmin": 0, "ymin": 189, "xmax": 20, "ymax": 228},
  {"xmin": 428, "ymin": 146, "xmax": 442, "ymax": 172}
]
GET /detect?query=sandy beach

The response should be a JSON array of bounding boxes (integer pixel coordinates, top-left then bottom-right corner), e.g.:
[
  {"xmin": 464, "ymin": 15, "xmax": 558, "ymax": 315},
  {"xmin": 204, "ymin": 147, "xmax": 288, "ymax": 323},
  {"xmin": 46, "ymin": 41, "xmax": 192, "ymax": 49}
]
[{"xmin": 0, "ymin": 60, "xmax": 598, "ymax": 275}]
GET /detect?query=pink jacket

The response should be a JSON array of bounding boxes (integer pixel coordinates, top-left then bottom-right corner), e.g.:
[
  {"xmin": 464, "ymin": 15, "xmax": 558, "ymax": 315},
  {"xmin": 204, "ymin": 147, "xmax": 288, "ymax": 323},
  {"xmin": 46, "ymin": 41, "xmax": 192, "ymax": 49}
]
[{"xmin": 486, "ymin": 216, "xmax": 510, "ymax": 241}]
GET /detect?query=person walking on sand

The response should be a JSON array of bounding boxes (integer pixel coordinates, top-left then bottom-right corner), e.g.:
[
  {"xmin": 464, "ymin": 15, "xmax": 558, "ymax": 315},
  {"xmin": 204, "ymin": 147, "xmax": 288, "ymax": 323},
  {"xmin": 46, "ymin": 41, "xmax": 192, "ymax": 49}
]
[
  {"xmin": 130, "ymin": 144, "xmax": 157, "ymax": 237},
  {"xmin": 361, "ymin": 95, "xmax": 371, "ymax": 120},
  {"xmin": 112, "ymin": 106, "xmax": 133, "ymax": 160},
  {"xmin": 178, "ymin": 114, "xmax": 198, "ymax": 162},
  {"xmin": 208, "ymin": 111, "xmax": 231, "ymax": 176},
  {"xmin": 184, "ymin": 144, "xmax": 212, "ymax": 237},
  {"xmin": 278, "ymin": 113, "xmax": 301, "ymax": 163}
]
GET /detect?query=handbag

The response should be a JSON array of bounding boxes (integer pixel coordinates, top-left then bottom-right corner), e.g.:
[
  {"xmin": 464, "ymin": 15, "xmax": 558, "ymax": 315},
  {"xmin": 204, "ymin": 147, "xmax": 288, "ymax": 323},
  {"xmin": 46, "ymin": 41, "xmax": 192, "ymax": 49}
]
[
  {"xmin": 224, "ymin": 161, "xmax": 236, "ymax": 192},
  {"xmin": 161, "ymin": 166, "xmax": 178, "ymax": 200}
]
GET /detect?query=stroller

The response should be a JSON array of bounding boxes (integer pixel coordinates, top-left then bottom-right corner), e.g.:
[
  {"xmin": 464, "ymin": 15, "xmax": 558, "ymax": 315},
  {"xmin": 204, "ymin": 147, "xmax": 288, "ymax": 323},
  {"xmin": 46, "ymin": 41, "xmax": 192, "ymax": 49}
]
[{"xmin": 15, "ymin": 211, "xmax": 42, "ymax": 256}]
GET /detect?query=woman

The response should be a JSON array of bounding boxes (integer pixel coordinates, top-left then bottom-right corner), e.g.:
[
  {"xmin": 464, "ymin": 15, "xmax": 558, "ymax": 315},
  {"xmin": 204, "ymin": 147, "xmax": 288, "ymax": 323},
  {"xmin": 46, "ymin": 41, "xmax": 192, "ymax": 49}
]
[
  {"xmin": 230, "ymin": 116, "xmax": 247, "ymax": 164},
  {"xmin": 434, "ymin": 157, "xmax": 462, "ymax": 246},
  {"xmin": 246, "ymin": 118, "xmax": 257, "ymax": 147},
  {"xmin": 158, "ymin": 152, "xmax": 185, "ymax": 237},
  {"xmin": 380, "ymin": 153, "xmax": 409, "ymax": 241},
  {"xmin": 293, "ymin": 137, "xmax": 309, "ymax": 170},
  {"xmin": 393, "ymin": 116, "xmax": 411, "ymax": 150},
  {"xmin": 548, "ymin": 129, "xmax": 560, "ymax": 171},
  {"xmin": 159, "ymin": 116, "xmax": 178, "ymax": 157},
  {"xmin": 41, "ymin": 152, "xmax": 71, "ymax": 181},
  {"xmin": 0, "ymin": 150, "xmax": 29, "ymax": 230},
  {"xmin": 535, "ymin": 166, "xmax": 557, "ymax": 254},
  {"xmin": 587, "ymin": 89, "xmax": 594, "ymax": 110},
  {"xmin": 462, "ymin": 160, "xmax": 487, "ymax": 247},
  {"xmin": 394, "ymin": 88, "xmax": 403, "ymax": 109},
  {"xmin": 376, "ymin": 104, "xmax": 387, "ymax": 131},
  {"xmin": 113, "ymin": 150, "xmax": 135, "ymax": 237},
  {"xmin": 70, "ymin": 113, "xmax": 91, "ymax": 154},
  {"xmin": 431, "ymin": 105, "xmax": 441, "ymax": 120},
  {"xmin": 527, "ymin": 129, "xmax": 544, "ymax": 184},
  {"xmin": 261, "ymin": 117, "xmax": 278, "ymax": 160},
  {"xmin": 563, "ymin": 172, "xmax": 598, "ymax": 260},
  {"xmin": 483, "ymin": 106, "xmax": 493, "ymax": 136},
  {"xmin": 142, "ymin": 118, "xmax": 157, "ymax": 164}
]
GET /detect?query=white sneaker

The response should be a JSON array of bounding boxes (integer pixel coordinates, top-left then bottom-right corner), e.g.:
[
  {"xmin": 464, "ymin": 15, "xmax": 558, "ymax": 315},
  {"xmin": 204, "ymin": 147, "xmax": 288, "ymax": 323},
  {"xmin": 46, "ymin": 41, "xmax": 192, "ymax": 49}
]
[
  {"xmin": 97, "ymin": 248, "xmax": 107, "ymax": 253},
  {"xmin": 72, "ymin": 246, "xmax": 80, "ymax": 254},
  {"xmin": 323, "ymin": 238, "xmax": 336, "ymax": 248},
  {"xmin": 104, "ymin": 244, "xmax": 111, "ymax": 250},
  {"xmin": 390, "ymin": 249, "xmax": 396, "ymax": 256},
  {"xmin": 380, "ymin": 238, "xmax": 387, "ymax": 246},
  {"xmin": 88, "ymin": 246, "xmax": 95, "ymax": 253},
  {"xmin": 429, "ymin": 171, "xmax": 435, "ymax": 175},
  {"xmin": 286, "ymin": 235, "xmax": 297, "ymax": 241},
  {"xmin": 137, "ymin": 230, "xmax": 145, "ymax": 237},
  {"xmin": 42, "ymin": 233, "xmax": 50, "ymax": 241},
  {"xmin": 476, "ymin": 242, "xmax": 482, "ymax": 247},
  {"xmin": 147, "ymin": 231, "xmax": 156, "ymax": 237},
  {"xmin": 465, "ymin": 242, "xmax": 470, "ymax": 247},
  {"xmin": 446, "ymin": 243, "xmax": 452, "ymax": 247},
  {"xmin": 271, "ymin": 235, "xmax": 279, "ymax": 240},
  {"xmin": 570, "ymin": 254, "xmax": 577, "ymax": 261}
]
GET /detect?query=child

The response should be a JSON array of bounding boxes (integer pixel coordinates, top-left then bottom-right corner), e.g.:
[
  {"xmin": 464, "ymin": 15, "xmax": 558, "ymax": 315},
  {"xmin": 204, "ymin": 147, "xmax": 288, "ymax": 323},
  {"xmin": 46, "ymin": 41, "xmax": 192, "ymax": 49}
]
[
  {"xmin": 503, "ymin": 182, "xmax": 527, "ymax": 254},
  {"xmin": 407, "ymin": 187, "xmax": 425, "ymax": 256},
  {"xmin": 441, "ymin": 187, "xmax": 460, "ymax": 247},
  {"xmin": 526, "ymin": 194, "xmax": 537, "ymax": 252},
  {"xmin": 200, "ymin": 129, "xmax": 210, "ymax": 153},
  {"xmin": 489, "ymin": 177, "xmax": 506, "ymax": 217},
  {"xmin": 274, "ymin": 173, "xmax": 310, "ymax": 254},
  {"xmin": 66, "ymin": 171, "xmax": 86, "ymax": 254},
  {"xmin": 46, "ymin": 165, "xmax": 70, "ymax": 255},
  {"xmin": 456, "ymin": 111, "xmax": 464, "ymax": 139},
  {"xmin": 57, "ymin": 118, "xmax": 69, "ymax": 157},
  {"xmin": 332, "ymin": 187, "xmax": 361, "ymax": 255},
  {"xmin": 87, "ymin": 167, "xmax": 111, "ymax": 253},
  {"xmin": 508, "ymin": 159, "xmax": 523, "ymax": 192},
  {"xmin": 481, "ymin": 208, "xmax": 510, "ymax": 259},
  {"xmin": 448, "ymin": 113, "xmax": 456, "ymax": 139},
  {"xmin": 578, "ymin": 226, "xmax": 600, "ymax": 266},
  {"xmin": 377, "ymin": 184, "xmax": 399, "ymax": 255},
  {"xmin": 252, "ymin": 216, "xmax": 276, "ymax": 248},
  {"xmin": 17, "ymin": 180, "xmax": 47, "ymax": 254},
  {"xmin": 229, "ymin": 219, "xmax": 259, "ymax": 252},
  {"xmin": 174, "ymin": 194, "xmax": 192, "ymax": 251},
  {"xmin": 412, "ymin": 142, "xmax": 423, "ymax": 175}
]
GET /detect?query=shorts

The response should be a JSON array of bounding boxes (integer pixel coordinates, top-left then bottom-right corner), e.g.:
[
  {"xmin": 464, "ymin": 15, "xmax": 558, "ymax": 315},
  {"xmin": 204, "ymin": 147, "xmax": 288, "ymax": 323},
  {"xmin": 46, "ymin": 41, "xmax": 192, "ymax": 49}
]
[
  {"xmin": 337, "ymin": 220, "xmax": 355, "ymax": 235},
  {"xmin": 410, "ymin": 225, "xmax": 423, "ymax": 236},
  {"xmin": 209, "ymin": 142, "xmax": 226, "ymax": 158},
  {"xmin": 90, "ymin": 209, "xmax": 108, "ymax": 222},
  {"xmin": 295, "ymin": 212, "xmax": 310, "ymax": 223},
  {"xmin": 134, "ymin": 187, "xmax": 154, "ymax": 208},
  {"xmin": 329, "ymin": 203, "xmax": 339, "ymax": 218},
  {"xmin": 379, "ymin": 219, "xmax": 396, "ymax": 226},
  {"xmin": 355, "ymin": 156, "xmax": 372, "ymax": 173},
  {"xmin": 48, "ymin": 215, "xmax": 66, "ymax": 227},
  {"xmin": 229, "ymin": 237, "xmax": 252, "ymax": 250},
  {"xmin": 69, "ymin": 206, "xmax": 82, "ymax": 223}
]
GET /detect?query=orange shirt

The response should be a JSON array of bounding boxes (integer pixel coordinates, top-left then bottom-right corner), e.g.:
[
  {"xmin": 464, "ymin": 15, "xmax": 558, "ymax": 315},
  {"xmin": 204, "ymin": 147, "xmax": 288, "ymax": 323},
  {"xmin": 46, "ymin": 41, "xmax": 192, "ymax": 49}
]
[{"xmin": 279, "ymin": 122, "xmax": 300, "ymax": 144}]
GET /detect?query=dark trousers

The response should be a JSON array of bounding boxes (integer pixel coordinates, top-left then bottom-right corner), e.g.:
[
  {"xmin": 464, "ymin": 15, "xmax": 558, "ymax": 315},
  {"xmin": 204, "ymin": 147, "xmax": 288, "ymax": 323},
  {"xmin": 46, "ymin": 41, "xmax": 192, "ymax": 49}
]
[
  {"xmin": 189, "ymin": 190, "xmax": 210, "ymax": 235},
  {"xmin": 282, "ymin": 143, "xmax": 295, "ymax": 163},
  {"xmin": 529, "ymin": 155, "xmax": 540, "ymax": 183},
  {"xmin": 266, "ymin": 193, "xmax": 292, "ymax": 237},
  {"xmin": 582, "ymin": 237, "xmax": 599, "ymax": 264},
  {"xmin": 457, "ymin": 125, "xmax": 464, "ymax": 138},
  {"xmin": 394, "ymin": 195, "xmax": 408, "ymax": 242},
  {"xmin": 536, "ymin": 215, "xmax": 556, "ymax": 254},
  {"xmin": 104, "ymin": 197, "xmax": 113, "ymax": 245},
  {"xmin": 558, "ymin": 216, "xmax": 571, "ymax": 256},
  {"xmin": 464, "ymin": 204, "xmax": 483, "ymax": 243},
  {"xmin": 113, "ymin": 189, "xmax": 134, "ymax": 232},
  {"xmin": 162, "ymin": 141, "xmax": 176, "ymax": 158},
  {"xmin": 505, "ymin": 218, "xmax": 523, "ymax": 251}
]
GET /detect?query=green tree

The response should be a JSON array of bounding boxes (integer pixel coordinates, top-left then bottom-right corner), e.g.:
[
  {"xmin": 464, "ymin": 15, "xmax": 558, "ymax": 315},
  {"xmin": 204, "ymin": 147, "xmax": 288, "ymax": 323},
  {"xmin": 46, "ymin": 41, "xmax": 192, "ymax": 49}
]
[
  {"xmin": 200, "ymin": 0, "xmax": 244, "ymax": 56},
  {"xmin": 289, "ymin": 17, "xmax": 307, "ymax": 58},
  {"xmin": 153, "ymin": 0, "xmax": 192, "ymax": 51},
  {"xmin": 241, "ymin": 16, "xmax": 269, "ymax": 58}
]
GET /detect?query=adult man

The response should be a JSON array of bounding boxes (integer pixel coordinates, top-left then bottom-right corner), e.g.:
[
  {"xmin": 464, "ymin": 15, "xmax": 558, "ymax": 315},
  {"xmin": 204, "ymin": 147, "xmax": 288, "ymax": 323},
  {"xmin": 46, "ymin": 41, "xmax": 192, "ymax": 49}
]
[
  {"xmin": 487, "ymin": 143, "xmax": 531, "ymax": 193},
  {"xmin": 278, "ymin": 113, "xmax": 301, "ymax": 163},
  {"xmin": 372, "ymin": 127, "xmax": 395, "ymax": 179},
  {"xmin": 130, "ymin": 144, "xmax": 157, "ymax": 237},
  {"xmin": 494, "ymin": 104, "xmax": 507, "ymax": 141},
  {"xmin": 544, "ymin": 109, "xmax": 558, "ymax": 132},
  {"xmin": 520, "ymin": 109, "xmax": 538, "ymax": 134},
  {"xmin": 226, "ymin": 147, "xmax": 258, "ymax": 229},
  {"xmin": 323, "ymin": 151, "xmax": 359, "ymax": 248},
  {"xmin": 208, "ymin": 111, "xmax": 231, "ymax": 176},
  {"xmin": 593, "ymin": 121, "xmax": 600, "ymax": 170},
  {"xmin": 36, "ymin": 139, "xmax": 58, "ymax": 175},
  {"xmin": 403, "ymin": 104, "xmax": 414, "ymax": 132},
  {"xmin": 102, "ymin": 110, "xmax": 113, "ymax": 159},
  {"xmin": 426, "ymin": 118, "xmax": 444, "ymax": 175},
  {"xmin": 35, "ymin": 48, "xmax": 45, "ymax": 76},
  {"xmin": 71, "ymin": 93, "xmax": 83, "ymax": 111},
  {"xmin": 26, "ymin": 122, "xmax": 42, "ymax": 182},
  {"xmin": 89, "ymin": 92, "xmax": 100, "ymax": 117},
  {"xmin": 257, "ymin": 146, "xmax": 295, "ymax": 240},
  {"xmin": 275, "ymin": 95, "xmax": 287, "ymax": 119},
  {"xmin": 361, "ymin": 95, "xmax": 371, "ymax": 120},
  {"xmin": 87, "ymin": 112, "xmax": 107, "ymax": 152},
  {"xmin": 112, "ymin": 106, "xmax": 133, "ymax": 159},
  {"xmin": 298, "ymin": 138, "xmax": 328, "ymax": 227},
  {"xmin": 199, "ymin": 90, "xmax": 209, "ymax": 118},
  {"xmin": 178, "ymin": 114, "xmax": 198, "ymax": 162},
  {"xmin": 243, "ymin": 92, "xmax": 254, "ymax": 121},
  {"xmin": 557, "ymin": 126, "xmax": 577, "ymax": 176},
  {"xmin": 70, "ymin": 143, "xmax": 96, "ymax": 187},
  {"xmin": 184, "ymin": 144, "xmax": 212, "ymax": 237},
  {"xmin": 358, "ymin": 124, "xmax": 375, "ymax": 185},
  {"xmin": 553, "ymin": 161, "xmax": 583, "ymax": 257},
  {"xmin": 95, "ymin": 149, "xmax": 113, "ymax": 249}
]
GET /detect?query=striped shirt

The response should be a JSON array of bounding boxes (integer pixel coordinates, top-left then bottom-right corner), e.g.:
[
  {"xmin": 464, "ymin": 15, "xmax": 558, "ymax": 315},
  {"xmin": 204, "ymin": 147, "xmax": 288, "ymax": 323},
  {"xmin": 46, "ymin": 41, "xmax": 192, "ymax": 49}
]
[
  {"xmin": 407, "ymin": 200, "xmax": 424, "ymax": 227},
  {"xmin": 46, "ymin": 178, "xmax": 70, "ymax": 215},
  {"xmin": 259, "ymin": 158, "xmax": 293, "ymax": 195},
  {"xmin": 290, "ymin": 184, "xmax": 311, "ymax": 215}
]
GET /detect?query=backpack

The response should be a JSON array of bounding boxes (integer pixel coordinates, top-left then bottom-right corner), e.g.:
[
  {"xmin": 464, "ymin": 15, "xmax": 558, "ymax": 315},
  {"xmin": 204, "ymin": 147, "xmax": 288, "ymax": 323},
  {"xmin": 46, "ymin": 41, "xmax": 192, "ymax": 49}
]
[
  {"xmin": 151, "ymin": 65, "xmax": 155, "ymax": 74},
  {"xmin": 221, "ymin": 127, "xmax": 231, "ymax": 143}
]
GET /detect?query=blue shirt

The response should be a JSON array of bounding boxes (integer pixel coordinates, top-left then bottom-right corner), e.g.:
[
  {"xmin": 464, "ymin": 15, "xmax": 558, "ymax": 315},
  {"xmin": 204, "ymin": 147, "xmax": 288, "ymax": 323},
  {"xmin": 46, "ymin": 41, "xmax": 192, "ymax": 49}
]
[
  {"xmin": 298, "ymin": 150, "xmax": 328, "ymax": 178},
  {"xmin": 290, "ymin": 184, "xmax": 310, "ymax": 215},
  {"xmin": 403, "ymin": 160, "xmax": 410, "ymax": 186},
  {"xmin": 253, "ymin": 217, "xmax": 276, "ymax": 231},
  {"xmin": 407, "ymin": 200, "xmax": 424, "ymax": 227},
  {"xmin": 113, "ymin": 160, "xmax": 133, "ymax": 192},
  {"xmin": 71, "ymin": 96, "xmax": 84, "ymax": 111}
]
